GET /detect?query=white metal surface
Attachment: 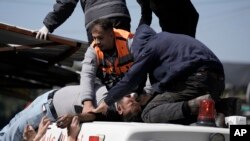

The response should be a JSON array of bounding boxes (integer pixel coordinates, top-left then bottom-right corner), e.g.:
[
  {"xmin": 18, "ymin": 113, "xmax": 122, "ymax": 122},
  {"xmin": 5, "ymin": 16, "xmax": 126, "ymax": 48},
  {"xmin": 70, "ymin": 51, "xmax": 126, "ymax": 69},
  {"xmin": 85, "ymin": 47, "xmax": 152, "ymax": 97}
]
[{"xmin": 42, "ymin": 122, "xmax": 229, "ymax": 141}]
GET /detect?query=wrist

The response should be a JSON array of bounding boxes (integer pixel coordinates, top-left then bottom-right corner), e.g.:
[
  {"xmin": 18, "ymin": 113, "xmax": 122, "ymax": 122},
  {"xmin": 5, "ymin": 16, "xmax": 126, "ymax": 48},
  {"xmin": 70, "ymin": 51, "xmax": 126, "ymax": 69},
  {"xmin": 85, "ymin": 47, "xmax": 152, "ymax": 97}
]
[
  {"xmin": 84, "ymin": 100, "xmax": 93, "ymax": 105},
  {"xmin": 32, "ymin": 137, "xmax": 40, "ymax": 141},
  {"xmin": 67, "ymin": 135, "xmax": 77, "ymax": 141}
]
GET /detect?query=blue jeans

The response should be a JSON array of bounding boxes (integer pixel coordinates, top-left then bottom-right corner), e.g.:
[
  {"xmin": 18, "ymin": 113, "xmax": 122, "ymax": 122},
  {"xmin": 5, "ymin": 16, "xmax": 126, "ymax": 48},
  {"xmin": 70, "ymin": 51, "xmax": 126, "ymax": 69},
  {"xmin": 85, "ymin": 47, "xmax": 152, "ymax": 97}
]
[{"xmin": 0, "ymin": 90, "xmax": 57, "ymax": 141}]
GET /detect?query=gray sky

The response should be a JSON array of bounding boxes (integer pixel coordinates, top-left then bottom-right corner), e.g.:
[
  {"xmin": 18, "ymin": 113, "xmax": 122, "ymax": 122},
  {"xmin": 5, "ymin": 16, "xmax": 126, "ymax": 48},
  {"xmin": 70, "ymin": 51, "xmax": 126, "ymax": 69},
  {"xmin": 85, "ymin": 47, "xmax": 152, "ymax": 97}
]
[{"xmin": 0, "ymin": 0, "xmax": 249, "ymax": 63}]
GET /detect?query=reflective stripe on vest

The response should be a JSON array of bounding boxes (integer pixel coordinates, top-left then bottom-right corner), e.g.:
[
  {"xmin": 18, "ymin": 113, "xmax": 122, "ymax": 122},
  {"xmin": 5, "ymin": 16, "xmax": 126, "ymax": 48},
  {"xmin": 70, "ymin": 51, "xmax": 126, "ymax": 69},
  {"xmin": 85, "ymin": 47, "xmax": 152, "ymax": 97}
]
[{"xmin": 93, "ymin": 28, "xmax": 133, "ymax": 75}]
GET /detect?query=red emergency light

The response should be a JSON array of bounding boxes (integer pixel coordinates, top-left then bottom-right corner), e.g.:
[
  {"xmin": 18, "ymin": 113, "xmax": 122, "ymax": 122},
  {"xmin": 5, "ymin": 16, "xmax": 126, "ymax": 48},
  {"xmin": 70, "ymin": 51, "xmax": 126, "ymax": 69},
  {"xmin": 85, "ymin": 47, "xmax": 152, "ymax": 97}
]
[
  {"xmin": 196, "ymin": 99, "xmax": 216, "ymax": 127},
  {"xmin": 89, "ymin": 136, "xmax": 99, "ymax": 141},
  {"xmin": 89, "ymin": 135, "xmax": 105, "ymax": 141}
]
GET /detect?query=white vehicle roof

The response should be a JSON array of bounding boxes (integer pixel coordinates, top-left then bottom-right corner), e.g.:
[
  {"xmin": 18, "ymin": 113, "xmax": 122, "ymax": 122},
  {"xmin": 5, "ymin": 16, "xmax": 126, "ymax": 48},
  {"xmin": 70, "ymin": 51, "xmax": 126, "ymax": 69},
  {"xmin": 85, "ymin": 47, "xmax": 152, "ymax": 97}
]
[{"xmin": 43, "ymin": 122, "xmax": 229, "ymax": 141}]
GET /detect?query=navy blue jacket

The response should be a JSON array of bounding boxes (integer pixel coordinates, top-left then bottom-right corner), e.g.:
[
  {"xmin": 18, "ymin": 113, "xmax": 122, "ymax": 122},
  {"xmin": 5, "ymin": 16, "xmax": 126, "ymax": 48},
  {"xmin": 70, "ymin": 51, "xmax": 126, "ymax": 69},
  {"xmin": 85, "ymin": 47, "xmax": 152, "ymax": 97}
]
[{"xmin": 104, "ymin": 24, "xmax": 224, "ymax": 106}]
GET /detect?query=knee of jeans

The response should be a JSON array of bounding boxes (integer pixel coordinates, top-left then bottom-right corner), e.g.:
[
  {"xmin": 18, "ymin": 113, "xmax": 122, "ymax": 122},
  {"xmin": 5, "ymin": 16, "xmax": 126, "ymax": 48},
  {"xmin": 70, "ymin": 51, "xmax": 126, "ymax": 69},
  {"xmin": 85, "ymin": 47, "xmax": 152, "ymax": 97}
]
[
  {"xmin": 141, "ymin": 111, "xmax": 151, "ymax": 122},
  {"xmin": 141, "ymin": 110, "xmax": 163, "ymax": 123}
]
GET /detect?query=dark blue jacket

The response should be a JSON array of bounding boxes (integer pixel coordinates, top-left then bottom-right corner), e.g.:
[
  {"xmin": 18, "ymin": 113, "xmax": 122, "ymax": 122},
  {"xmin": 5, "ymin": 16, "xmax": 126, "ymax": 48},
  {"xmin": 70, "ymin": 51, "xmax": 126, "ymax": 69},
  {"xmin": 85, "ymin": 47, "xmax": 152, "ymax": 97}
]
[{"xmin": 104, "ymin": 24, "xmax": 224, "ymax": 105}]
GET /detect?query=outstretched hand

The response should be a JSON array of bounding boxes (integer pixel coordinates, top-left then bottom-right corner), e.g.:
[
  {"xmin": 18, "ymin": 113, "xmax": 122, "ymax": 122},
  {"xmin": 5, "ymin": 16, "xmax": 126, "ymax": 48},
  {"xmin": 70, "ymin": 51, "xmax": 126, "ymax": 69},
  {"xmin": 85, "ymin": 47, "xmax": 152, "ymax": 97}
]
[
  {"xmin": 56, "ymin": 114, "xmax": 73, "ymax": 128},
  {"xmin": 34, "ymin": 116, "xmax": 51, "ymax": 141},
  {"xmin": 91, "ymin": 101, "xmax": 109, "ymax": 115},
  {"xmin": 67, "ymin": 116, "xmax": 80, "ymax": 141}
]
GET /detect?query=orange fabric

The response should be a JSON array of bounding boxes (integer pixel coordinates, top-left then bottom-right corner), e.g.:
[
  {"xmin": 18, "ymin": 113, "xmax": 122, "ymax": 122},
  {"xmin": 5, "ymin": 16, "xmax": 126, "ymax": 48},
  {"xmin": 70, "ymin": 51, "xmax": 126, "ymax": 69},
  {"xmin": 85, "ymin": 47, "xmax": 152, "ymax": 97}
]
[{"xmin": 93, "ymin": 28, "xmax": 133, "ymax": 75}]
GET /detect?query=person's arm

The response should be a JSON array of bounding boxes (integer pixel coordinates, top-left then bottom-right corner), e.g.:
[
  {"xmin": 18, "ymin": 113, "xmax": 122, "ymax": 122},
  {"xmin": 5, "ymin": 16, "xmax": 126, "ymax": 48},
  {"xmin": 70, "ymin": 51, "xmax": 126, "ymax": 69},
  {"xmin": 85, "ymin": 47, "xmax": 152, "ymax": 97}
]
[
  {"xmin": 67, "ymin": 116, "xmax": 80, "ymax": 141},
  {"xmin": 56, "ymin": 114, "xmax": 73, "ymax": 128},
  {"xmin": 23, "ymin": 125, "xmax": 36, "ymax": 141},
  {"xmin": 78, "ymin": 46, "xmax": 99, "ymax": 121},
  {"xmin": 80, "ymin": 46, "xmax": 98, "ymax": 103},
  {"xmin": 77, "ymin": 100, "xmax": 96, "ymax": 122},
  {"xmin": 23, "ymin": 116, "xmax": 51, "ymax": 141},
  {"xmin": 33, "ymin": 116, "xmax": 51, "ymax": 141},
  {"xmin": 36, "ymin": 0, "xmax": 79, "ymax": 39},
  {"xmin": 137, "ymin": 0, "xmax": 152, "ymax": 26},
  {"xmin": 93, "ymin": 47, "xmax": 155, "ymax": 115},
  {"xmin": 105, "ymin": 47, "xmax": 154, "ymax": 105}
]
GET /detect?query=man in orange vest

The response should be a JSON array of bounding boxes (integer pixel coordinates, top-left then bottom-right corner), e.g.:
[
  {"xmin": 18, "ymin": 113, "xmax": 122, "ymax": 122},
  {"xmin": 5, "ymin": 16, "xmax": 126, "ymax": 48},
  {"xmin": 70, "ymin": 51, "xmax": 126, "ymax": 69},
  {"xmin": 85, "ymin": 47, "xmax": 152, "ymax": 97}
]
[{"xmin": 79, "ymin": 18, "xmax": 141, "ymax": 121}]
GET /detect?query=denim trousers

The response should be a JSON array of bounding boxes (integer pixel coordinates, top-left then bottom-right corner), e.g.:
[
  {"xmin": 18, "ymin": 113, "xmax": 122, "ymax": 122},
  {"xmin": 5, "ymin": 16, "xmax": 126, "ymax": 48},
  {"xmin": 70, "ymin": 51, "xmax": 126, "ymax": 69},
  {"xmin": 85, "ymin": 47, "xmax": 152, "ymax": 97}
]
[
  {"xmin": 141, "ymin": 69, "xmax": 225, "ymax": 124},
  {"xmin": 0, "ymin": 90, "xmax": 57, "ymax": 141}
]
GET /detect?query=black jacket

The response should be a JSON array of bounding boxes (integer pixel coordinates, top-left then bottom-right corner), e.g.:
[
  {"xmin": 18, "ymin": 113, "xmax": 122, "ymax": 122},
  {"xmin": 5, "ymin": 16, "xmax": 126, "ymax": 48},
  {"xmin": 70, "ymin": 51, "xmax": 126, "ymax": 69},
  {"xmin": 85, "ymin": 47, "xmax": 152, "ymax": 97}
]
[{"xmin": 104, "ymin": 24, "xmax": 224, "ymax": 105}]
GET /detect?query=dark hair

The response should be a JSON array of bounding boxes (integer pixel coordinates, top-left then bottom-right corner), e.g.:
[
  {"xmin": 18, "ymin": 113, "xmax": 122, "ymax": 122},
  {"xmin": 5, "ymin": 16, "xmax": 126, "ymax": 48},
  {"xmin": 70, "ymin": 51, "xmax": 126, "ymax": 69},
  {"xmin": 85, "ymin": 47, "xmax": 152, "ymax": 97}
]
[{"xmin": 90, "ymin": 18, "xmax": 113, "ymax": 32}]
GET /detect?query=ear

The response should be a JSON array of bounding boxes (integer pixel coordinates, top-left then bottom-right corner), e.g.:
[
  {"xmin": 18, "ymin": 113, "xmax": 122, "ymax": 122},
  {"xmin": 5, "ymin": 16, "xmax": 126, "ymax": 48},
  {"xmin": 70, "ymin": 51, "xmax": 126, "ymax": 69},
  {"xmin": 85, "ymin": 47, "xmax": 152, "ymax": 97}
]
[{"xmin": 116, "ymin": 104, "xmax": 123, "ymax": 115}]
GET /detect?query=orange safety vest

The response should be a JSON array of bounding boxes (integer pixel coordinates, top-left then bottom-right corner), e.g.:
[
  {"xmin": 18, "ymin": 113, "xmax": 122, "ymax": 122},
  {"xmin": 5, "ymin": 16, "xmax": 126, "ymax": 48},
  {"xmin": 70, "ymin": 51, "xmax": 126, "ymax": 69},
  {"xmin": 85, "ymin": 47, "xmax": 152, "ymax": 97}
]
[{"xmin": 93, "ymin": 28, "xmax": 134, "ymax": 76}]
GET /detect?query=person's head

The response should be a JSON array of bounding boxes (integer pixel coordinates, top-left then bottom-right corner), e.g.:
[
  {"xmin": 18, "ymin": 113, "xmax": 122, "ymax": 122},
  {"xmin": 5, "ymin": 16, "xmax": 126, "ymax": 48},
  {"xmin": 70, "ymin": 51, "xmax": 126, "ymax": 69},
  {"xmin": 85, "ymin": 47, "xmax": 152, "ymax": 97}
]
[
  {"xmin": 116, "ymin": 93, "xmax": 142, "ymax": 121},
  {"xmin": 90, "ymin": 18, "xmax": 115, "ymax": 51}
]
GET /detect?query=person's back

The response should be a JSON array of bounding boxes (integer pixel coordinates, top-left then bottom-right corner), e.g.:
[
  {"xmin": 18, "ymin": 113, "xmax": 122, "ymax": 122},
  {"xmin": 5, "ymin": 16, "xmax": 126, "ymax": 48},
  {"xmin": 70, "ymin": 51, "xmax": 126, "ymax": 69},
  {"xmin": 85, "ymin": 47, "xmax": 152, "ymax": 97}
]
[
  {"xmin": 37, "ymin": 0, "xmax": 131, "ymax": 43},
  {"xmin": 83, "ymin": 0, "xmax": 130, "ymax": 31},
  {"xmin": 137, "ymin": 0, "xmax": 199, "ymax": 37},
  {"xmin": 130, "ymin": 25, "xmax": 223, "ymax": 93}
]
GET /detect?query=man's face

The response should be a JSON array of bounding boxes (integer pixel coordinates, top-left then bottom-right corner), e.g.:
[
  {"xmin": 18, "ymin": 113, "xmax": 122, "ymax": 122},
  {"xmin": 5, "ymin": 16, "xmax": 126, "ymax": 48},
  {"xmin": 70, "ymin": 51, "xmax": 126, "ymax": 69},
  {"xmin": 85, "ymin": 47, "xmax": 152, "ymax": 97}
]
[
  {"xmin": 91, "ymin": 25, "xmax": 115, "ymax": 51},
  {"xmin": 116, "ymin": 93, "xmax": 142, "ymax": 117}
]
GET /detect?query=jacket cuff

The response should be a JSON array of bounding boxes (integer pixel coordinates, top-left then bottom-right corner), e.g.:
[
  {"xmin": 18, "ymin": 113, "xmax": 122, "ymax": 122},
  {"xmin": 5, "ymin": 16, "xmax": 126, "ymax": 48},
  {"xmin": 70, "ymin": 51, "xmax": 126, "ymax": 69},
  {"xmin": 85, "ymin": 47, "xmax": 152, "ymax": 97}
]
[
  {"xmin": 104, "ymin": 95, "xmax": 115, "ymax": 106},
  {"xmin": 43, "ymin": 21, "xmax": 54, "ymax": 33}
]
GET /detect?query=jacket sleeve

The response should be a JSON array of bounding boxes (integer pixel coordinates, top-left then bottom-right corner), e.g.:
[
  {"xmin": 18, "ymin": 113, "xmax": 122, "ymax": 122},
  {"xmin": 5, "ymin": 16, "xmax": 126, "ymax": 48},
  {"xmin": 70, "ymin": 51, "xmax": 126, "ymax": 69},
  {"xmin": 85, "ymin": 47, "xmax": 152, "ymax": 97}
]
[
  {"xmin": 80, "ymin": 46, "xmax": 98, "ymax": 103},
  {"xmin": 43, "ymin": 0, "xmax": 79, "ymax": 33},
  {"xmin": 104, "ymin": 47, "xmax": 154, "ymax": 106},
  {"xmin": 137, "ymin": 0, "xmax": 152, "ymax": 26}
]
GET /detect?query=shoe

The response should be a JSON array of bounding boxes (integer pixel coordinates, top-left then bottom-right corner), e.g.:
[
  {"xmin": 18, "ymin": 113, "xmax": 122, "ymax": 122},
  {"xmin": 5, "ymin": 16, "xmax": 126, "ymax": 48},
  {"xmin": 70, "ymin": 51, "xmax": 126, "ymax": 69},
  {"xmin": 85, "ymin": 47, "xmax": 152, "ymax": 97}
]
[
  {"xmin": 216, "ymin": 97, "xmax": 242, "ymax": 116},
  {"xmin": 188, "ymin": 94, "xmax": 211, "ymax": 115}
]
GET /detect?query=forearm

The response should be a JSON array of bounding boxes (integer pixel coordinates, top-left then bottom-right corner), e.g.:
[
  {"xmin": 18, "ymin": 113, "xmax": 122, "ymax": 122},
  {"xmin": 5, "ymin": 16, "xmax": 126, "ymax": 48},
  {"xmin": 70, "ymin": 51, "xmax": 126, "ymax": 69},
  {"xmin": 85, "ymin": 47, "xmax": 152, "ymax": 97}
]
[
  {"xmin": 78, "ymin": 100, "xmax": 96, "ymax": 122},
  {"xmin": 137, "ymin": 0, "xmax": 152, "ymax": 26},
  {"xmin": 43, "ymin": 0, "xmax": 78, "ymax": 32},
  {"xmin": 32, "ymin": 134, "xmax": 43, "ymax": 141},
  {"xmin": 104, "ymin": 50, "xmax": 153, "ymax": 105},
  {"xmin": 80, "ymin": 47, "xmax": 98, "ymax": 102},
  {"xmin": 77, "ymin": 112, "xmax": 96, "ymax": 122}
]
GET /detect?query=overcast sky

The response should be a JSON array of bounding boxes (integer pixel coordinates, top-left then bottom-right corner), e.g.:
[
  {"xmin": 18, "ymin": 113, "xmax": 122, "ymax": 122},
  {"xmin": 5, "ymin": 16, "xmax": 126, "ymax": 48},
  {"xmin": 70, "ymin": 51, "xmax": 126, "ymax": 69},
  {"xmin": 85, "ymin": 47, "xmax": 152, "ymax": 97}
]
[{"xmin": 1, "ymin": 0, "xmax": 250, "ymax": 63}]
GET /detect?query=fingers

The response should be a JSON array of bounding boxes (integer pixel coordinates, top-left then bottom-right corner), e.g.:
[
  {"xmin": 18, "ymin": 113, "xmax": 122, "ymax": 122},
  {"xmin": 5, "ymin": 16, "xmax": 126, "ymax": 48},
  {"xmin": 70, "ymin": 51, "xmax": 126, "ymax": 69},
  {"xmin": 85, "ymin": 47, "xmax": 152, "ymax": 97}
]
[
  {"xmin": 56, "ymin": 115, "xmax": 72, "ymax": 128},
  {"xmin": 91, "ymin": 102, "xmax": 108, "ymax": 115},
  {"xmin": 56, "ymin": 121, "xmax": 67, "ymax": 128},
  {"xmin": 23, "ymin": 125, "xmax": 36, "ymax": 141},
  {"xmin": 43, "ymin": 116, "xmax": 51, "ymax": 124},
  {"xmin": 68, "ymin": 116, "xmax": 81, "ymax": 139},
  {"xmin": 44, "ymin": 120, "xmax": 51, "ymax": 127},
  {"xmin": 24, "ymin": 125, "xmax": 29, "ymax": 133},
  {"xmin": 36, "ymin": 116, "xmax": 51, "ymax": 139},
  {"xmin": 36, "ymin": 32, "xmax": 47, "ymax": 40},
  {"xmin": 72, "ymin": 116, "xmax": 79, "ymax": 125},
  {"xmin": 39, "ymin": 116, "xmax": 51, "ymax": 128},
  {"xmin": 35, "ymin": 32, "xmax": 41, "ymax": 39},
  {"xmin": 36, "ymin": 26, "xmax": 49, "ymax": 40}
]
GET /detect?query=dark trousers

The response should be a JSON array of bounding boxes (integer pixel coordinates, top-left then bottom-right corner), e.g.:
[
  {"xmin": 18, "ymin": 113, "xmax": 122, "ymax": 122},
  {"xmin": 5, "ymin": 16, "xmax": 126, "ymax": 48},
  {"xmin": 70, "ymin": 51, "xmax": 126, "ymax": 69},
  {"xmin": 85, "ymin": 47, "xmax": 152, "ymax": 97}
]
[{"xmin": 141, "ymin": 68, "xmax": 225, "ymax": 124}]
